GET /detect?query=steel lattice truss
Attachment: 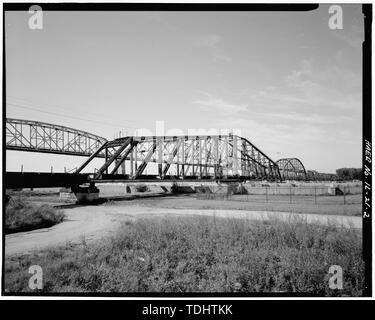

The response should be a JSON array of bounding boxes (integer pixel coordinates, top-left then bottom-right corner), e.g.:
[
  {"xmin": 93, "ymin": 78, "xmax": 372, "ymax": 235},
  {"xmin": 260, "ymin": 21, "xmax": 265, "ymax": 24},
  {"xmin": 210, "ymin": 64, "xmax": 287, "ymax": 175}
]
[
  {"xmin": 77, "ymin": 135, "xmax": 281, "ymax": 180},
  {"xmin": 7, "ymin": 118, "xmax": 319, "ymax": 181},
  {"xmin": 6, "ymin": 118, "xmax": 108, "ymax": 157},
  {"xmin": 276, "ymin": 158, "xmax": 307, "ymax": 180}
]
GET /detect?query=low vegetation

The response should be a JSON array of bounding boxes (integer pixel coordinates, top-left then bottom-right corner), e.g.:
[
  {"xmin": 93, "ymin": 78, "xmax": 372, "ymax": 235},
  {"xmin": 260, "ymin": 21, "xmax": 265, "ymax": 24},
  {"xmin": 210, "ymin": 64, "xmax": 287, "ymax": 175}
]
[
  {"xmin": 4, "ymin": 216, "xmax": 363, "ymax": 295},
  {"xmin": 5, "ymin": 197, "xmax": 65, "ymax": 234},
  {"xmin": 336, "ymin": 168, "xmax": 362, "ymax": 181}
]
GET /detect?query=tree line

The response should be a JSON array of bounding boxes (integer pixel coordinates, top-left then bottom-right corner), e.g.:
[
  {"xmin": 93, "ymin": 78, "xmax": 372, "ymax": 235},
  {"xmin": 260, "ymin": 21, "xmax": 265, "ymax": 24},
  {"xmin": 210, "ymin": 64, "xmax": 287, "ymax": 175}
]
[{"xmin": 336, "ymin": 168, "xmax": 362, "ymax": 181}]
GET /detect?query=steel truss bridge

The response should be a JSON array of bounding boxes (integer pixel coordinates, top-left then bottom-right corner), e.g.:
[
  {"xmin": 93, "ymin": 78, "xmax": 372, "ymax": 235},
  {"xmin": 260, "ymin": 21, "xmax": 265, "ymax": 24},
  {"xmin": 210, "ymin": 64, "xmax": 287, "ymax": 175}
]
[
  {"xmin": 76, "ymin": 135, "xmax": 281, "ymax": 180},
  {"xmin": 276, "ymin": 158, "xmax": 307, "ymax": 180},
  {"xmin": 5, "ymin": 118, "xmax": 321, "ymax": 187},
  {"xmin": 6, "ymin": 118, "xmax": 107, "ymax": 157}
]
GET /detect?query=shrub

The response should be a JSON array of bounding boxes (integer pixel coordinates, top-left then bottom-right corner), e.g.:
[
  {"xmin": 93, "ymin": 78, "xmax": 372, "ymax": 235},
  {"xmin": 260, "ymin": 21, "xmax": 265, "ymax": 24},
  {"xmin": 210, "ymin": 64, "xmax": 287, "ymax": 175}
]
[
  {"xmin": 5, "ymin": 197, "xmax": 65, "ymax": 234},
  {"xmin": 4, "ymin": 216, "xmax": 364, "ymax": 295}
]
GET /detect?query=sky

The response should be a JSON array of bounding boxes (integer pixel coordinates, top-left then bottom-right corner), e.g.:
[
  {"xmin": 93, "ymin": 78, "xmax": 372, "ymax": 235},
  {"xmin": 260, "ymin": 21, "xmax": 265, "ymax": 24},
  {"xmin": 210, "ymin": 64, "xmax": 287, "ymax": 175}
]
[{"xmin": 5, "ymin": 4, "xmax": 364, "ymax": 173}]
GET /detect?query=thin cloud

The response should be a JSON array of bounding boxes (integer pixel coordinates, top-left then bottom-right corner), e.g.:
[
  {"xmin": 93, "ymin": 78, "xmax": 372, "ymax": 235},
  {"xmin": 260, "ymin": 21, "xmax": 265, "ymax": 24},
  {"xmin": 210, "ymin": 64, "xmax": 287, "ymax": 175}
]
[
  {"xmin": 191, "ymin": 34, "xmax": 232, "ymax": 63},
  {"xmin": 144, "ymin": 12, "xmax": 179, "ymax": 31},
  {"xmin": 283, "ymin": 59, "xmax": 361, "ymax": 113},
  {"xmin": 193, "ymin": 93, "xmax": 248, "ymax": 114},
  {"xmin": 284, "ymin": 60, "xmax": 317, "ymax": 89},
  {"xmin": 192, "ymin": 34, "xmax": 223, "ymax": 48},
  {"xmin": 267, "ymin": 112, "xmax": 334, "ymax": 124},
  {"xmin": 331, "ymin": 23, "xmax": 363, "ymax": 49},
  {"xmin": 212, "ymin": 51, "xmax": 232, "ymax": 63}
]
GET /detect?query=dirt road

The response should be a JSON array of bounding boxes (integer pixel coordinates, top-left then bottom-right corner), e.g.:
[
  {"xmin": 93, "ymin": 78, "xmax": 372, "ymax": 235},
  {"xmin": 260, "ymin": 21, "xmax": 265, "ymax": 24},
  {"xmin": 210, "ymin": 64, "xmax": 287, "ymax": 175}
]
[{"xmin": 5, "ymin": 203, "xmax": 361, "ymax": 256}]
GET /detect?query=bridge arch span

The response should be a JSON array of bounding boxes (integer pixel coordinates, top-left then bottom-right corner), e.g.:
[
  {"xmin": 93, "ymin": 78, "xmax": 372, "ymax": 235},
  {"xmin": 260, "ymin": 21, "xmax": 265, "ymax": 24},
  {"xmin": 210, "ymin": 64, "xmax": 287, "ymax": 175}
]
[{"xmin": 276, "ymin": 157, "xmax": 307, "ymax": 180}]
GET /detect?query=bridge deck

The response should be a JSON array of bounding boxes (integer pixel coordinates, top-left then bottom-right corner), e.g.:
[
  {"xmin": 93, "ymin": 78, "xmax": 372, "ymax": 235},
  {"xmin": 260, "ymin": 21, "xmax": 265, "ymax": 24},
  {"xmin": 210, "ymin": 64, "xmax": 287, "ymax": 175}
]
[{"xmin": 4, "ymin": 172, "xmax": 247, "ymax": 189}]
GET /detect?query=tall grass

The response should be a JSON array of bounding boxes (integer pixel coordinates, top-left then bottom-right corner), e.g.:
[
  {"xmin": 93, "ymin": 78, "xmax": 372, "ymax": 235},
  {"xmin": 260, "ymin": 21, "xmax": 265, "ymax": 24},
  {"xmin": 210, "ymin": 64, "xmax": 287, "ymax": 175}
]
[
  {"xmin": 4, "ymin": 216, "xmax": 363, "ymax": 295},
  {"xmin": 5, "ymin": 197, "xmax": 65, "ymax": 234}
]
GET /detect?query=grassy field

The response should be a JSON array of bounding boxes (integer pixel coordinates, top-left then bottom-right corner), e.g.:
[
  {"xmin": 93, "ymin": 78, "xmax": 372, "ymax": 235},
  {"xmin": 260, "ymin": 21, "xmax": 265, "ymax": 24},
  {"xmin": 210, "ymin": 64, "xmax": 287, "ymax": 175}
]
[
  {"xmin": 4, "ymin": 215, "xmax": 363, "ymax": 295},
  {"xmin": 132, "ymin": 194, "xmax": 362, "ymax": 216},
  {"xmin": 5, "ymin": 197, "xmax": 65, "ymax": 234}
]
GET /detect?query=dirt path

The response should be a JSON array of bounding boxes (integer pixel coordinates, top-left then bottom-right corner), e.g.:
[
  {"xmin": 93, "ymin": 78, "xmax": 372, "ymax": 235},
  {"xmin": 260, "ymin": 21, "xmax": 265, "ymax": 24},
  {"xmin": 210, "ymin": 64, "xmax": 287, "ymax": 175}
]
[{"xmin": 5, "ymin": 204, "xmax": 361, "ymax": 256}]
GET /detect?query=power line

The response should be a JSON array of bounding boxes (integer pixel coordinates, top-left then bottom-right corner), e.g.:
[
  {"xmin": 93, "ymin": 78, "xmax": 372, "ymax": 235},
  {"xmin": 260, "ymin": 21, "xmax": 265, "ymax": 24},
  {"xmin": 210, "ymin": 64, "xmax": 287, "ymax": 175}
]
[
  {"xmin": 7, "ymin": 96, "xmax": 140, "ymax": 126},
  {"xmin": 7, "ymin": 102, "xmax": 140, "ymax": 130}
]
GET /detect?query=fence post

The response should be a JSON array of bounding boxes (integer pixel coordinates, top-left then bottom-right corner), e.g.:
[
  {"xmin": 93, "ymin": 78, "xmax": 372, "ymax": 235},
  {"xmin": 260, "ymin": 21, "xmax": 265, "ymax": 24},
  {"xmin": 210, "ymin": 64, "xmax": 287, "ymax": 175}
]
[
  {"xmin": 343, "ymin": 186, "xmax": 346, "ymax": 205},
  {"xmin": 314, "ymin": 186, "xmax": 317, "ymax": 205},
  {"xmin": 289, "ymin": 186, "xmax": 292, "ymax": 204}
]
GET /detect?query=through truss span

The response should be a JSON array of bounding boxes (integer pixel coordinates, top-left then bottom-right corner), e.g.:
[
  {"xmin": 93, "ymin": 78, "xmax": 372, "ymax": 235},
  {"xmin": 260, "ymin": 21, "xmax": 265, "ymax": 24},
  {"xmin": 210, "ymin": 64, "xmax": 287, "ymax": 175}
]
[
  {"xmin": 276, "ymin": 157, "xmax": 307, "ymax": 180},
  {"xmin": 6, "ymin": 118, "xmax": 108, "ymax": 157},
  {"xmin": 77, "ymin": 134, "xmax": 282, "ymax": 181}
]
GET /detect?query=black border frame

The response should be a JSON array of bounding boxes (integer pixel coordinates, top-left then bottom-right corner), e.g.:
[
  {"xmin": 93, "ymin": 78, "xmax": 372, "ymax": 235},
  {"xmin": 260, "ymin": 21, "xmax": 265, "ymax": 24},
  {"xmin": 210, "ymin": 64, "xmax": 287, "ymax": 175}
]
[{"xmin": 1, "ymin": 2, "xmax": 372, "ymax": 299}]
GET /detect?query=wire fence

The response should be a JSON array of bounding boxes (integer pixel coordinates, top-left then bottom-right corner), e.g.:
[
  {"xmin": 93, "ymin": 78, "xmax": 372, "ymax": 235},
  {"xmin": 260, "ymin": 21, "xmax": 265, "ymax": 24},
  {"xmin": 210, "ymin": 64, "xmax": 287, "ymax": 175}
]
[{"xmin": 196, "ymin": 185, "xmax": 362, "ymax": 205}]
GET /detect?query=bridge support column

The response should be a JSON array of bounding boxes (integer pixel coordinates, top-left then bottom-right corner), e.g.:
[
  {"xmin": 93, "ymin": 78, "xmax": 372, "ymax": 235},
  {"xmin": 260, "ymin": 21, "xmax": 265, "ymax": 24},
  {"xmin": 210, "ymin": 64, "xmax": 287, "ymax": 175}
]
[
  {"xmin": 72, "ymin": 183, "xmax": 100, "ymax": 204},
  {"xmin": 199, "ymin": 138, "xmax": 202, "ymax": 179},
  {"xmin": 159, "ymin": 164, "xmax": 163, "ymax": 178},
  {"xmin": 114, "ymin": 159, "xmax": 126, "ymax": 175},
  {"xmin": 130, "ymin": 149, "xmax": 134, "ymax": 178},
  {"xmin": 158, "ymin": 137, "xmax": 163, "ymax": 178},
  {"xmin": 121, "ymin": 160, "xmax": 126, "ymax": 175},
  {"xmin": 204, "ymin": 137, "xmax": 208, "ymax": 178},
  {"xmin": 105, "ymin": 148, "xmax": 109, "ymax": 175},
  {"xmin": 134, "ymin": 145, "xmax": 138, "ymax": 172},
  {"xmin": 181, "ymin": 137, "xmax": 185, "ymax": 179}
]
